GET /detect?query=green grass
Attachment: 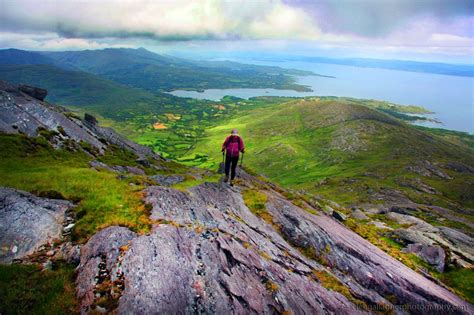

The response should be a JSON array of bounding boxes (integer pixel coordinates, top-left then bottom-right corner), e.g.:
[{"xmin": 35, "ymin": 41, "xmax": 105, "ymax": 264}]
[
  {"xmin": 0, "ymin": 262, "xmax": 77, "ymax": 315},
  {"xmin": 170, "ymin": 173, "xmax": 221, "ymax": 191},
  {"xmin": 0, "ymin": 133, "xmax": 152, "ymax": 243},
  {"xmin": 242, "ymin": 189, "xmax": 268, "ymax": 215},
  {"xmin": 184, "ymin": 98, "xmax": 474, "ymax": 212},
  {"xmin": 312, "ymin": 269, "xmax": 368, "ymax": 309},
  {"xmin": 241, "ymin": 188, "xmax": 278, "ymax": 226},
  {"xmin": 438, "ymin": 267, "xmax": 474, "ymax": 304}
]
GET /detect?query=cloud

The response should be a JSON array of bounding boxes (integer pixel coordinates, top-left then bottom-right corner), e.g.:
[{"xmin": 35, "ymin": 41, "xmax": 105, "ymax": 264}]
[
  {"xmin": 0, "ymin": 0, "xmax": 319, "ymax": 41},
  {"xmin": 0, "ymin": 0, "xmax": 472, "ymax": 60},
  {"xmin": 288, "ymin": 0, "xmax": 474, "ymax": 37},
  {"xmin": 0, "ymin": 31, "xmax": 130, "ymax": 50}
]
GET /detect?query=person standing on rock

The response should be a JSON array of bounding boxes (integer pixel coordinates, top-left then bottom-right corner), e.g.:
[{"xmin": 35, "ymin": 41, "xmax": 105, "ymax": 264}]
[{"xmin": 222, "ymin": 129, "xmax": 245, "ymax": 186}]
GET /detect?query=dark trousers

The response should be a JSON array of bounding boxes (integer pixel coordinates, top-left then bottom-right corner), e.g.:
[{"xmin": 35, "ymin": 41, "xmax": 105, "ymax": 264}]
[{"xmin": 225, "ymin": 155, "xmax": 239, "ymax": 180}]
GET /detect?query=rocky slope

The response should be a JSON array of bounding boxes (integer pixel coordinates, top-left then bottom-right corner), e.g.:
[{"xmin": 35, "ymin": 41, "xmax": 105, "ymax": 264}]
[
  {"xmin": 0, "ymin": 80, "xmax": 157, "ymax": 158},
  {"xmin": 74, "ymin": 173, "xmax": 472, "ymax": 314},
  {"xmin": 0, "ymin": 81, "xmax": 472, "ymax": 314}
]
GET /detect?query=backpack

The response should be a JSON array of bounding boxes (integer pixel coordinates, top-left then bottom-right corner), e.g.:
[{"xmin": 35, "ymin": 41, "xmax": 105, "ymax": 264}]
[{"xmin": 226, "ymin": 136, "xmax": 241, "ymax": 157}]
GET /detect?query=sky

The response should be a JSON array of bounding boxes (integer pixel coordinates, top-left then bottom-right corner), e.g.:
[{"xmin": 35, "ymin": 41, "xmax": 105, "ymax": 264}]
[{"xmin": 0, "ymin": 0, "xmax": 473, "ymax": 63}]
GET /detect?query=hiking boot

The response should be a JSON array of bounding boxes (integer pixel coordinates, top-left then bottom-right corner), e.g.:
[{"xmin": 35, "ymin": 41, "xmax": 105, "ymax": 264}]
[
  {"xmin": 230, "ymin": 180, "xmax": 234, "ymax": 186},
  {"xmin": 224, "ymin": 175, "xmax": 229, "ymax": 183}
]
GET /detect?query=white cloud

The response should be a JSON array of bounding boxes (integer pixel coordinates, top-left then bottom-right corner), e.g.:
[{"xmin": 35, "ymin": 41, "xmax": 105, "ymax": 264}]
[
  {"xmin": 0, "ymin": 0, "xmax": 472, "ymax": 60},
  {"xmin": 1, "ymin": 0, "xmax": 319, "ymax": 41},
  {"xmin": 0, "ymin": 31, "xmax": 129, "ymax": 50}
]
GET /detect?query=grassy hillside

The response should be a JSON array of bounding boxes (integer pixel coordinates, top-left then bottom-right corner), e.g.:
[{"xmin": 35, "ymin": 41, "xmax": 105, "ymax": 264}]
[
  {"xmin": 0, "ymin": 64, "xmax": 154, "ymax": 112},
  {"xmin": 0, "ymin": 48, "xmax": 316, "ymax": 92},
  {"xmin": 183, "ymin": 97, "xmax": 474, "ymax": 211},
  {"xmin": 0, "ymin": 48, "xmax": 56, "ymax": 66},
  {"xmin": 42, "ymin": 48, "xmax": 315, "ymax": 92},
  {"xmin": 0, "ymin": 64, "xmax": 220, "ymax": 125}
]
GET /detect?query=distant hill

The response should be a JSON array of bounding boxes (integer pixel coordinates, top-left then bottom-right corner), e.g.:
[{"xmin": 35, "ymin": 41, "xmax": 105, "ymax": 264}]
[
  {"xmin": 252, "ymin": 53, "xmax": 474, "ymax": 77},
  {"xmin": 42, "ymin": 48, "xmax": 315, "ymax": 92},
  {"xmin": 0, "ymin": 48, "xmax": 315, "ymax": 92},
  {"xmin": 0, "ymin": 48, "xmax": 56, "ymax": 66},
  {"xmin": 0, "ymin": 63, "xmax": 157, "ymax": 118}
]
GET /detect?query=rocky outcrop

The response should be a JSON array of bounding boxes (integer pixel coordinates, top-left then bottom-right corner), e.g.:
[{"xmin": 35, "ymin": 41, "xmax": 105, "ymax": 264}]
[
  {"xmin": 332, "ymin": 210, "xmax": 347, "ymax": 221},
  {"xmin": 403, "ymin": 243, "xmax": 446, "ymax": 272},
  {"xmin": 0, "ymin": 80, "xmax": 160, "ymax": 159},
  {"xmin": 442, "ymin": 162, "xmax": 474, "ymax": 174},
  {"xmin": 406, "ymin": 160, "xmax": 452, "ymax": 180},
  {"xmin": 384, "ymin": 212, "xmax": 474, "ymax": 269},
  {"xmin": 350, "ymin": 208, "xmax": 368, "ymax": 220},
  {"xmin": 76, "ymin": 178, "xmax": 472, "ymax": 314},
  {"xmin": 149, "ymin": 174, "xmax": 185, "ymax": 186},
  {"xmin": 84, "ymin": 117, "xmax": 157, "ymax": 158},
  {"xmin": 18, "ymin": 84, "xmax": 48, "ymax": 101},
  {"xmin": 0, "ymin": 187, "xmax": 73, "ymax": 263},
  {"xmin": 0, "ymin": 81, "xmax": 105, "ymax": 150}
]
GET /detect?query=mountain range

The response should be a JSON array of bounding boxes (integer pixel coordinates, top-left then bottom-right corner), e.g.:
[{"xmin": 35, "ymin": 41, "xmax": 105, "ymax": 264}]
[{"xmin": 0, "ymin": 48, "xmax": 315, "ymax": 92}]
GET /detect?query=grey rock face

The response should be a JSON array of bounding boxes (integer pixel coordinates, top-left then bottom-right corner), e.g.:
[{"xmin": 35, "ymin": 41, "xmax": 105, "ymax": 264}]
[
  {"xmin": 76, "ymin": 181, "xmax": 472, "ymax": 314},
  {"xmin": 0, "ymin": 187, "xmax": 73, "ymax": 263},
  {"xmin": 0, "ymin": 81, "xmax": 160, "ymax": 160},
  {"xmin": 264, "ymin": 191, "xmax": 472, "ymax": 313},
  {"xmin": 76, "ymin": 226, "xmax": 137, "ymax": 313},
  {"xmin": 0, "ymin": 82, "xmax": 105, "ymax": 150},
  {"xmin": 403, "ymin": 243, "xmax": 446, "ymax": 272},
  {"xmin": 406, "ymin": 160, "xmax": 452, "ymax": 180},
  {"xmin": 394, "ymin": 227, "xmax": 473, "ymax": 269},
  {"xmin": 85, "ymin": 119, "xmax": 157, "ymax": 159},
  {"xmin": 89, "ymin": 160, "xmax": 115, "ymax": 172},
  {"xmin": 149, "ymin": 174, "xmax": 185, "ymax": 186},
  {"xmin": 442, "ymin": 162, "xmax": 474, "ymax": 174},
  {"xmin": 78, "ymin": 184, "xmax": 364, "ymax": 314},
  {"xmin": 398, "ymin": 178, "xmax": 438, "ymax": 195}
]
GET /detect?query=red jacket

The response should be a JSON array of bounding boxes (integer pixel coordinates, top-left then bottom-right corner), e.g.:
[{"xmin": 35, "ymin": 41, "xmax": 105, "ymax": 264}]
[{"xmin": 222, "ymin": 135, "xmax": 244, "ymax": 157}]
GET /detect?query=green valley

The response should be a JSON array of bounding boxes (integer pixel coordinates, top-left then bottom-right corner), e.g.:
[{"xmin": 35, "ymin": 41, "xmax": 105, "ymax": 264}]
[{"xmin": 182, "ymin": 97, "xmax": 474, "ymax": 213}]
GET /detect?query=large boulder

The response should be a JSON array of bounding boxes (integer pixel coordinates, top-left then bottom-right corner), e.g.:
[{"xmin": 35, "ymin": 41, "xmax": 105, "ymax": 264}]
[
  {"xmin": 332, "ymin": 210, "xmax": 347, "ymax": 221},
  {"xmin": 0, "ymin": 187, "xmax": 73, "ymax": 263},
  {"xmin": 350, "ymin": 208, "xmax": 368, "ymax": 220},
  {"xmin": 18, "ymin": 84, "xmax": 48, "ymax": 101},
  {"xmin": 403, "ymin": 243, "xmax": 446, "ymax": 272}
]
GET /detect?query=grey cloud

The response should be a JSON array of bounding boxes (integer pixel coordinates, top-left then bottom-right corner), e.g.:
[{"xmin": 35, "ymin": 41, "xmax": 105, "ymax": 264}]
[
  {"xmin": 0, "ymin": 0, "xmax": 318, "ymax": 41},
  {"xmin": 288, "ymin": 0, "xmax": 473, "ymax": 37}
]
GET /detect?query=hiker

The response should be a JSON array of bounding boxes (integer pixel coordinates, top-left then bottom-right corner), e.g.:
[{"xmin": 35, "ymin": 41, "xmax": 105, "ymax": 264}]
[{"xmin": 221, "ymin": 129, "xmax": 245, "ymax": 186}]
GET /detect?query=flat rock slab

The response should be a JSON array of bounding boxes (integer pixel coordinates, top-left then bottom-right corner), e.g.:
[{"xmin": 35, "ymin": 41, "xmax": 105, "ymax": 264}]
[
  {"xmin": 76, "ymin": 182, "xmax": 473, "ymax": 314},
  {"xmin": 265, "ymin": 193, "xmax": 473, "ymax": 313},
  {"xmin": 0, "ymin": 187, "xmax": 73, "ymax": 263},
  {"xmin": 77, "ymin": 184, "xmax": 363, "ymax": 314}
]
